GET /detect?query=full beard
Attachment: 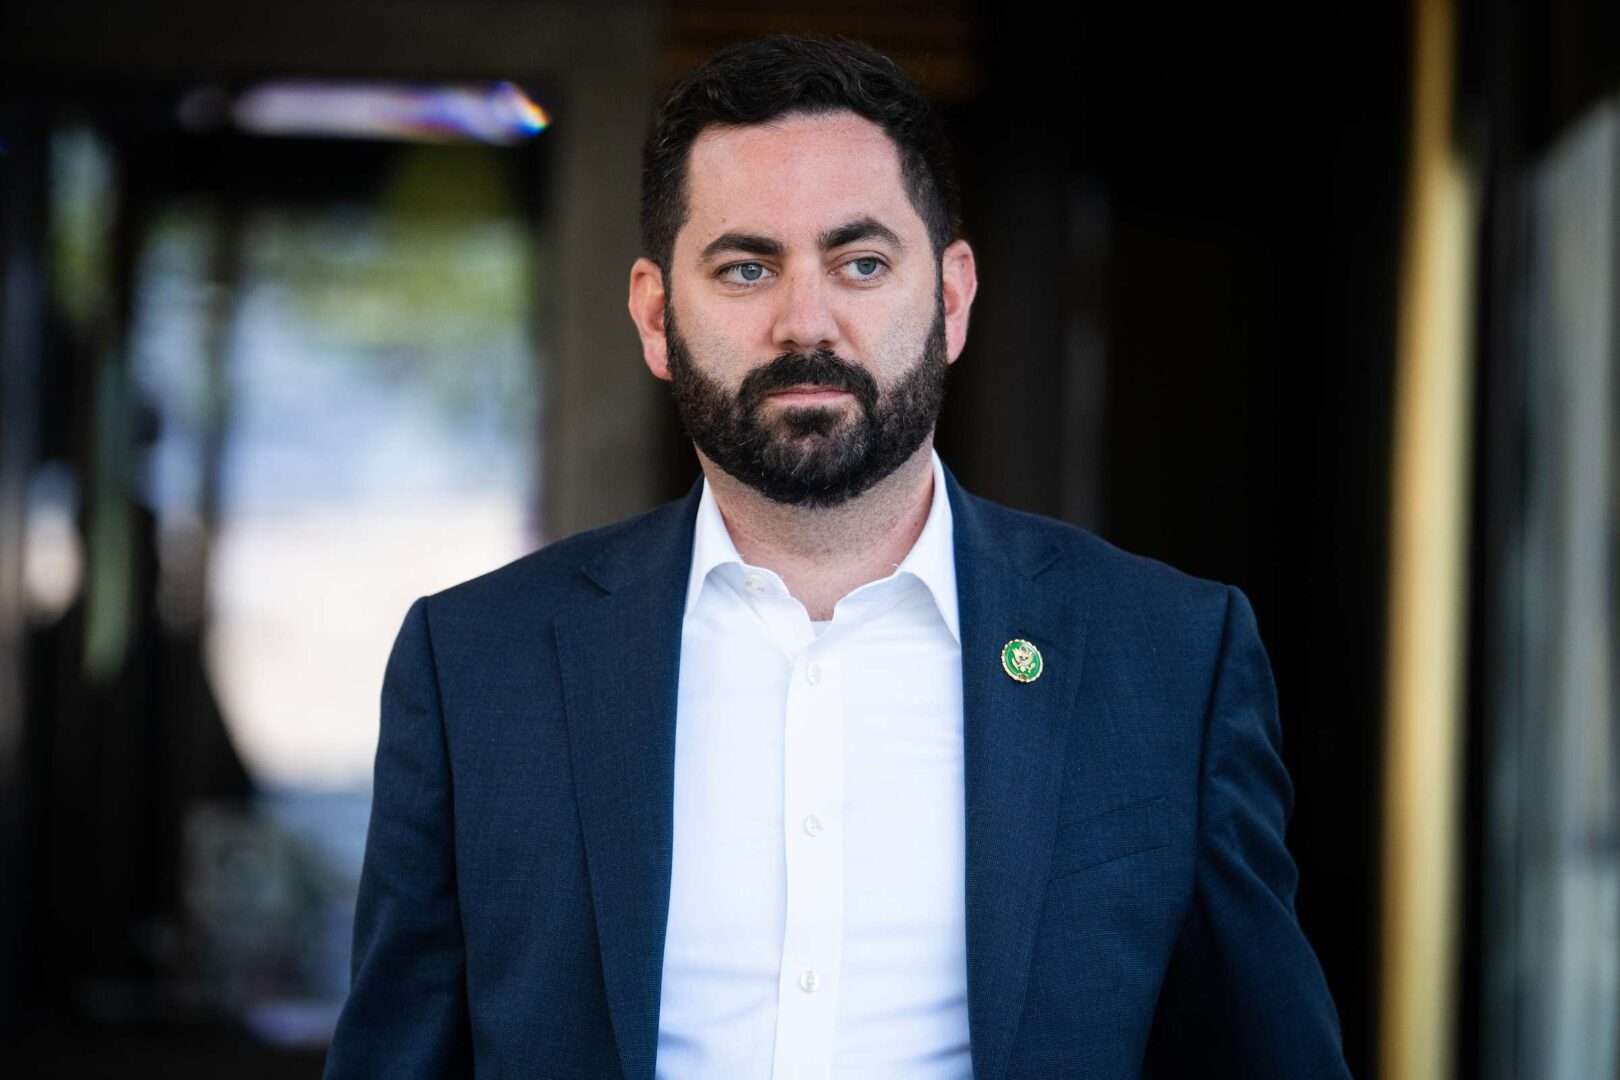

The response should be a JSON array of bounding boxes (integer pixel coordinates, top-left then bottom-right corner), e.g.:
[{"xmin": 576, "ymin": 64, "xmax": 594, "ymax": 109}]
[{"xmin": 664, "ymin": 302, "xmax": 949, "ymax": 508}]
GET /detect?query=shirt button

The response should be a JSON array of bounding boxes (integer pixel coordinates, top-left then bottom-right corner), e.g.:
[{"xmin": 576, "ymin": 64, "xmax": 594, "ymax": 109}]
[
  {"xmin": 802, "ymin": 814, "xmax": 824, "ymax": 838},
  {"xmin": 806, "ymin": 662, "xmax": 821, "ymax": 685},
  {"xmin": 798, "ymin": 969, "xmax": 819, "ymax": 993},
  {"xmin": 744, "ymin": 574, "xmax": 765, "ymax": 593}
]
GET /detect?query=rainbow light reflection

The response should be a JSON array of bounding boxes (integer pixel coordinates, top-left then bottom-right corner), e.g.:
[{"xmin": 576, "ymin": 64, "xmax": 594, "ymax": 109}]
[{"xmin": 222, "ymin": 80, "xmax": 550, "ymax": 144}]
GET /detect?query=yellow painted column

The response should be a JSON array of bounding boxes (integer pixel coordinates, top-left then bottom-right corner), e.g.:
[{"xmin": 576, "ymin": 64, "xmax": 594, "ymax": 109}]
[{"xmin": 1381, "ymin": 0, "xmax": 1478, "ymax": 1078}]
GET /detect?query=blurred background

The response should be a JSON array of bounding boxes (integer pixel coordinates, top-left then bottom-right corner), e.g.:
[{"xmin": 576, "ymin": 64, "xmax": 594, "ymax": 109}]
[{"xmin": 0, "ymin": 1, "xmax": 1614, "ymax": 1077}]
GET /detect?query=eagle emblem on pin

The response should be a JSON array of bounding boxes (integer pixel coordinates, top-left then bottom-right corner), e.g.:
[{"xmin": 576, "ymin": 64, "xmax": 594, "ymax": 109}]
[{"xmin": 1001, "ymin": 638, "xmax": 1044, "ymax": 683}]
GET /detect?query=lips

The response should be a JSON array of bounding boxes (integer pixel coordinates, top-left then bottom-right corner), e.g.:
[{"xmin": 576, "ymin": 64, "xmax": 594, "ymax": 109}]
[{"xmin": 767, "ymin": 386, "xmax": 853, "ymax": 403}]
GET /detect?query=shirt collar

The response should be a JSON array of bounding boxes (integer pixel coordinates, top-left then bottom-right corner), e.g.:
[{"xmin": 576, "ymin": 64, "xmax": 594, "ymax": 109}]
[{"xmin": 683, "ymin": 450, "xmax": 960, "ymax": 643}]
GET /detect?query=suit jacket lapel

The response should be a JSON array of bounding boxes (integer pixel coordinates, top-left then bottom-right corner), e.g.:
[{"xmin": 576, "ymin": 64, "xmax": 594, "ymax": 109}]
[
  {"xmin": 948, "ymin": 474, "xmax": 1088, "ymax": 1080},
  {"xmin": 555, "ymin": 491, "xmax": 700, "ymax": 1080}
]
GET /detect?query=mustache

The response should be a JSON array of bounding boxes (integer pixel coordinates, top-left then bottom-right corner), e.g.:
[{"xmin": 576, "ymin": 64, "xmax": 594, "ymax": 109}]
[{"xmin": 735, "ymin": 350, "xmax": 879, "ymax": 414}]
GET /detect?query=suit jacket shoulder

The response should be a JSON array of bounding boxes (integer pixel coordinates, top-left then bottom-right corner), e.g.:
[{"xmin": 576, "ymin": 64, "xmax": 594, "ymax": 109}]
[
  {"xmin": 417, "ymin": 491, "xmax": 700, "ymax": 659},
  {"xmin": 953, "ymin": 488, "xmax": 1239, "ymax": 679}
]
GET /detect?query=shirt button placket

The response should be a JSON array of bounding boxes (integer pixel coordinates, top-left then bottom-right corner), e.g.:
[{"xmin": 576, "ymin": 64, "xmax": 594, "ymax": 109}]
[{"xmin": 773, "ymin": 648, "xmax": 843, "ymax": 1079}]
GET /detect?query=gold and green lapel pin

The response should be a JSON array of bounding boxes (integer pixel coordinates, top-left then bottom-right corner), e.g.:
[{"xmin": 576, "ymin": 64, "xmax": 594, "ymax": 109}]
[{"xmin": 1001, "ymin": 638, "xmax": 1044, "ymax": 683}]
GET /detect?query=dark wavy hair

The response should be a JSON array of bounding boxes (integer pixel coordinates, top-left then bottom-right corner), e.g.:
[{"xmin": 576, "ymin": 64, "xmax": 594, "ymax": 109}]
[{"xmin": 639, "ymin": 34, "xmax": 961, "ymax": 273}]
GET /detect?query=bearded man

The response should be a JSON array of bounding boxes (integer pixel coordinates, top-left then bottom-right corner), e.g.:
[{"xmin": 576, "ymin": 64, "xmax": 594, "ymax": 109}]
[{"xmin": 325, "ymin": 35, "xmax": 1352, "ymax": 1080}]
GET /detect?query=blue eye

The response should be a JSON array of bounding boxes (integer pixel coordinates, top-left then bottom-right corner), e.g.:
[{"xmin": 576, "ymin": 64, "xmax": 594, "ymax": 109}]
[
  {"xmin": 722, "ymin": 261, "xmax": 770, "ymax": 284},
  {"xmin": 841, "ymin": 256, "xmax": 887, "ymax": 282}
]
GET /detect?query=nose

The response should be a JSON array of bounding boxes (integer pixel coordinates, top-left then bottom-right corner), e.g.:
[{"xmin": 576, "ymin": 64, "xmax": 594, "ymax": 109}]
[{"xmin": 770, "ymin": 266, "xmax": 840, "ymax": 353}]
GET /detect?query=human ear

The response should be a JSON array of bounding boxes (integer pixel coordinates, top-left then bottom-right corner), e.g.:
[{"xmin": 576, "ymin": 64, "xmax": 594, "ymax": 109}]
[
  {"xmin": 627, "ymin": 257, "xmax": 671, "ymax": 381},
  {"xmin": 939, "ymin": 239, "xmax": 978, "ymax": 364}
]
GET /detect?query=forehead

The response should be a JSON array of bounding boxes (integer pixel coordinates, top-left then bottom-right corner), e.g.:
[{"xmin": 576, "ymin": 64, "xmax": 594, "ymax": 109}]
[{"xmin": 680, "ymin": 111, "xmax": 919, "ymax": 249}]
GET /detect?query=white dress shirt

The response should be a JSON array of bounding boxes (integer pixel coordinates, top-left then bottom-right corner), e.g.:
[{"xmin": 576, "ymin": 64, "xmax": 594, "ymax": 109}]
[{"xmin": 655, "ymin": 452, "xmax": 970, "ymax": 1080}]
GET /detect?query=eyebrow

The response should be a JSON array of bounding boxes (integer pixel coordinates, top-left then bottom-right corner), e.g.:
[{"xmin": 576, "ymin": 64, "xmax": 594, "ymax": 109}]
[
  {"xmin": 697, "ymin": 217, "xmax": 905, "ymax": 263},
  {"xmin": 700, "ymin": 232, "xmax": 784, "ymax": 261},
  {"xmin": 819, "ymin": 217, "xmax": 903, "ymax": 252}
]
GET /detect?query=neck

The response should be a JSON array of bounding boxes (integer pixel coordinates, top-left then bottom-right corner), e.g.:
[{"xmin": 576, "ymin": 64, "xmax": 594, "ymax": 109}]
[{"xmin": 699, "ymin": 442, "xmax": 938, "ymax": 621}]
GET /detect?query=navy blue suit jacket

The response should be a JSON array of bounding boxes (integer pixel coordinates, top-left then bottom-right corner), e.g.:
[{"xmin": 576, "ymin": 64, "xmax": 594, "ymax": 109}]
[{"xmin": 325, "ymin": 472, "xmax": 1351, "ymax": 1079}]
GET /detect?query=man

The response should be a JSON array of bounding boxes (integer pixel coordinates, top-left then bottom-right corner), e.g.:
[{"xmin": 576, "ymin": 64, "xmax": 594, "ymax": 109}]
[{"xmin": 325, "ymin": 35, "xmax": 1351, "ymax": 1080}]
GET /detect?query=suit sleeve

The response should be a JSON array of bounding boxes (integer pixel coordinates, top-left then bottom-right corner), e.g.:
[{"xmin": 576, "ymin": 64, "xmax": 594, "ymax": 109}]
[
  {"xmin": 1143, "ymin": 587, "xmax": 1352, "ymax": 1079},
  {"xmin": 324, "ymin": 598, "xmax": 472, "ymax": 1078}
]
